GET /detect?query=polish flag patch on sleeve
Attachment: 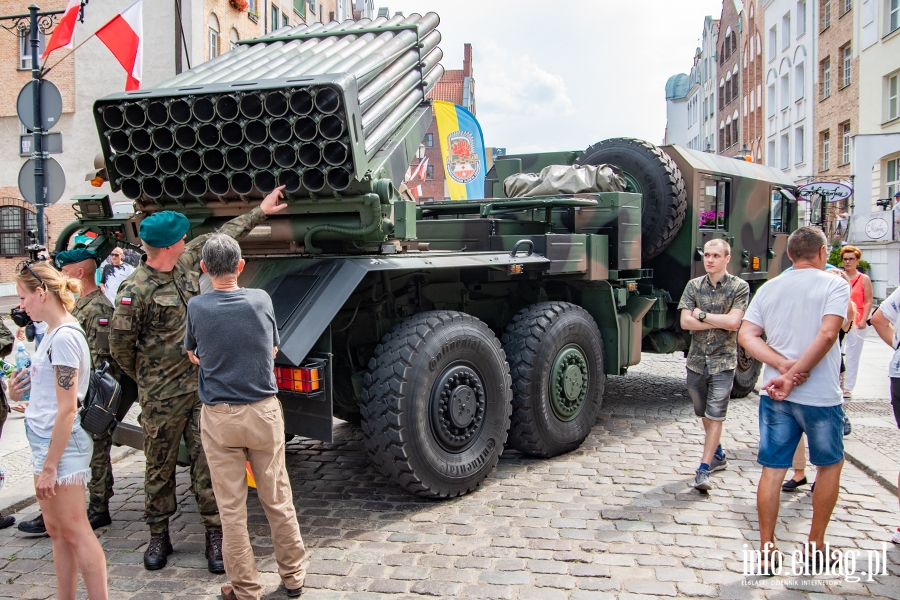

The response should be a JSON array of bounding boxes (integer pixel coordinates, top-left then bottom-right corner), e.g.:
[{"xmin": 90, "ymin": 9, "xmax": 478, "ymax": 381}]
[
  {"xmin": 121, "ymin": 297, "xmax": 132, "ymax": 305},
  {"xmin": 98, "ymin": 319, "xmax": 109, "ymax": 326}
]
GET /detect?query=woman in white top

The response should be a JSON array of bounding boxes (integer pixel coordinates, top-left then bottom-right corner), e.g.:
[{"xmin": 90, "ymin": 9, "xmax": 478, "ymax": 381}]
[{"xmin": 10, "ymin": 261, "xmax": 107, "ymax": 599}]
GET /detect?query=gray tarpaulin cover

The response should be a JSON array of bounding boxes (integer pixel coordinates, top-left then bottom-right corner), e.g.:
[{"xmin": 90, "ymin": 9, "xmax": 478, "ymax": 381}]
[{"xmin": 503, "ymin": 164, "xmax": 626, "ymax": 198}]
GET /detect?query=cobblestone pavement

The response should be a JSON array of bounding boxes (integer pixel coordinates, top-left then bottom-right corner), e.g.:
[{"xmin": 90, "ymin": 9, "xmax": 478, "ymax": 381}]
[{"xmin": 2, "ymin": 354, "xmax": 900, "ymax": 599}]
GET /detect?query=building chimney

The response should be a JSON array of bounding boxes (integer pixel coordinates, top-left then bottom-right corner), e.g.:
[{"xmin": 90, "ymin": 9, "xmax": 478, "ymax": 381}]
[{"xmin": 463, "ymin": 43, "xmax": 473, "ymax": 77}]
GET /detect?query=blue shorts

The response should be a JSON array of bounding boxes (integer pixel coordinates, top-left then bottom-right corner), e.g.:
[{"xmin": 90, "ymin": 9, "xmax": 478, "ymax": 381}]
[
  {"xmin": 757, "ymin": 395, "xmax": 844, "ymax": 468},
  {"xmin": 25, "ymin": 420, "xmax": 93, "ymax": 486}
]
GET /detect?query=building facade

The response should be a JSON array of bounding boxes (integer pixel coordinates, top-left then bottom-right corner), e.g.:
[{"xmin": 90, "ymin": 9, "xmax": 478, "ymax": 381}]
[
  {"xmin": 742, "ymin": 1, "xmax": 766, "ymax": 161},
  {"xmin": 663, "ymin": 17, "xmax": 718, "ymax": 152},
  {"xmin": 718, "ymin": 0, "xmax": 744, "ymax": 157},
  {"xmin": 700, "ymin": 17, "xmax": 721, "ymax": 152},
  {"xmin": 762, "ymin": 0, "xmax": 817, "ymax": 186}
]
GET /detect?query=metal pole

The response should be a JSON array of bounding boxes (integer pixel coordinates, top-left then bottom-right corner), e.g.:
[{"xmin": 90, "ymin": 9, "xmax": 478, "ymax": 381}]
[{"xmin": 29, "ymin": 4, "xmax": 45, "ymax": 246}]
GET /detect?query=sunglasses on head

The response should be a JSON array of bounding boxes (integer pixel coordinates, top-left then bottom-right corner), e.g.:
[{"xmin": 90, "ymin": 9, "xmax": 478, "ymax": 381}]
[{"xmin": 17, "ymin": 259, "xmax": 46, "ymax": 287}]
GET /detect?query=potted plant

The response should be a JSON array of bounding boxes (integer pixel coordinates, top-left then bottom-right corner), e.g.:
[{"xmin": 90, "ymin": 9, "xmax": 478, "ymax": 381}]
[{"xmin": 229, "ymin": 0, "xmax": 249, "ymax": 11}]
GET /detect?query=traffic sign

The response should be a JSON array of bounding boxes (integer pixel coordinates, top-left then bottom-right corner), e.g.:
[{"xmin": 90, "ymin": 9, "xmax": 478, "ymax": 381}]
[
  {"xmin": 19, "ymin": 132, "xmax": 63, "ymax": 156},
  {"xmin": 16, "ymin": 80, "xmax": 63, "ymax": 131},
  {"xmin": 18, "ymin": 157, "xmax": 66, "ymax": 205}
]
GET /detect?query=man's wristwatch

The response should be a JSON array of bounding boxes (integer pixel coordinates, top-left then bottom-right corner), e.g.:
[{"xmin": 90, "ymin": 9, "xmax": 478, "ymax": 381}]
[{"xmin": 698, "ymin": 311, "xmax": 707, "ymax": 322}]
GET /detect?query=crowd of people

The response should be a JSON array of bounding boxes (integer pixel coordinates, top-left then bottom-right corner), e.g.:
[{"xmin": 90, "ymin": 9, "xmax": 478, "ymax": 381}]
[{"xmin": 0, "ymin": 187, "xmax": 305, "ymax": 600}]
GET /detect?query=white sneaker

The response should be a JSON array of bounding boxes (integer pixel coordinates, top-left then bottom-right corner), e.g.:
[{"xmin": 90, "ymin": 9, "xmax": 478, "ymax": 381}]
[{"xmin": 892, "ymin": 527, "xmax": 900, "ymax": 545}]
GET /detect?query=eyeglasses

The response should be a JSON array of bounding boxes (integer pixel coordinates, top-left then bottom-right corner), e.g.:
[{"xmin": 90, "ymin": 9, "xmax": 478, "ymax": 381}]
[
  {"xmin": 842, "ymin": 257, "xmax": 858, "ymax": 261},
  {"xmin": 17, "ymin": 260, "xmax": 45, "ymax": 287}
]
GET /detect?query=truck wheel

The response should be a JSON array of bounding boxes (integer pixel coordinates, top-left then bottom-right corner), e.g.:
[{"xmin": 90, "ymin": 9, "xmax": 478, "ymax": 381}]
[
  {"xmin": 361, "ymin": 311, "xmax": 512, "ymax": 498},
  {"xmin": 502, "ymin": 302, "xmax": 605, "ymax": 457},
  {"xmin": 575, "ymin": 137, "xmax": 687, "ymax": 260},
  {"xmin": 731, "ymin": 344, "xmax": 762, "ymax": 398}
]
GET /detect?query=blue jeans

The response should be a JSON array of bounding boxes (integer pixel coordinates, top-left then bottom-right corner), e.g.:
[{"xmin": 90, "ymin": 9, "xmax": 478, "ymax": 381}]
[{"xmin": 757, "ymin": 395, "xmax": 844, "ymax": 468}]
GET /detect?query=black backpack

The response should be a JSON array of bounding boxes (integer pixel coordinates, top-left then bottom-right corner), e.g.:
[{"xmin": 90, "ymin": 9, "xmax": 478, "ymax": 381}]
[{"xmin": 49, "ymin": 324, "xmax": 122, "ymax": 436}]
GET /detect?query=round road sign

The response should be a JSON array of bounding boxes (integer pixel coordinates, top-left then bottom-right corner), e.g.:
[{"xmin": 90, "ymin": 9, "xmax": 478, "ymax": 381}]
[
  {"xmin": 18, "ymin": 157, "xmax": 66, "ymax": 205},
  {"xmin": 17, "ymin": 80, "xmax": 63, "ymax": 131}
]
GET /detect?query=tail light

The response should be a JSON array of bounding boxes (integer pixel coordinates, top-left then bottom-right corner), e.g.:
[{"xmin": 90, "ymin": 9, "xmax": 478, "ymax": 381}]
[{"xmin": 274, "ymin": 362, "xmax": 323, "ymax": 394}]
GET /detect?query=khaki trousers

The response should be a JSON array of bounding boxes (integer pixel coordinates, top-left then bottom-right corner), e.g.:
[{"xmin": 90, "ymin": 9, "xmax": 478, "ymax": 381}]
[{"xmin": 201, "ymin": 396, "xmax": 306, "ymax": 600}]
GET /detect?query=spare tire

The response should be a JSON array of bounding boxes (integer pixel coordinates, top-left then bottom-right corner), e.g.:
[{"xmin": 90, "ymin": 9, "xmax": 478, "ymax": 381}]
[{"xmin": 575, "ymin": 137, "xmax": 687, "ymax": 260}]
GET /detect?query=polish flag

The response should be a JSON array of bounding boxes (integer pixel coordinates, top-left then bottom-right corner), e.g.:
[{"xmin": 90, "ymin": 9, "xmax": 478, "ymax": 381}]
[
  {"xmin": 41, "ymin": 0, "xmax": 81, "ymax": 60},
  {"xmin": 95, "ymin": 0, "xmax": 143, "ymax": 90},
  {"xmin": 410, "ymin": 157, "xmax": 429, "ymax": 181}
]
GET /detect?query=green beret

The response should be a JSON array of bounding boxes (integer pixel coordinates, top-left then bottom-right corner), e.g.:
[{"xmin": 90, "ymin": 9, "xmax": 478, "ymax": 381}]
[
  {"xmin": 55, "ymin": 247, "xmax": 98, "ymax": 268},
  {"xmin": 139, "ymin": 211, "xmax": 190, "ymax": 248}
]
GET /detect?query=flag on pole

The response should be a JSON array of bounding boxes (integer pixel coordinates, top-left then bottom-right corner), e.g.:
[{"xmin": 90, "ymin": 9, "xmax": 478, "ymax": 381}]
[
  {"xmin": 433, "ymin": 101, "xmax": 487, "ymax": 200},
  {"xmin": 95, "ymin": 0, "xmax": 143, "ymax": 90},
  {"xmin": 409, "ymin": 157, "xmax": 429, "ymax": 181},
  {"xmin": 41, "ymin": 0, "xmax": 82, "ymax": 60}
]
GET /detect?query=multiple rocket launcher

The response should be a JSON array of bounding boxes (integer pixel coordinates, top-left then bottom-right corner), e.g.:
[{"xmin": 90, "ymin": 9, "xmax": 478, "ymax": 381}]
[{"xmin": 93, "ymin": 12, "xmax": 444, "ymax": 207}]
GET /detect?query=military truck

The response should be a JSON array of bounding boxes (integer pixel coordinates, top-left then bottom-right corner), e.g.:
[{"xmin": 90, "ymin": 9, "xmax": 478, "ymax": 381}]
[{"xmin": 59, "ymin": 13, "xmax": 800, "ymax": 498}]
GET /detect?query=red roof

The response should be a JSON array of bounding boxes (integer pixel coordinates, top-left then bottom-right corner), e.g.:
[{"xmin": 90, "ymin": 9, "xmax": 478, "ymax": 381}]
[{"xmin": 427, "ymin": 69, "xmax": 465, "ymax": 104}]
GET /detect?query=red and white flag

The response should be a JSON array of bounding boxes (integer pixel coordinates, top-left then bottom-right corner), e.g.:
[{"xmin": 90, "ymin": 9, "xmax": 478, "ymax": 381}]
[
  {"xmin": 411, "ymin": 157, "xmax": 429, "ymax": 181},
  {"xmin": 95, "ymin": 0, "xmax": 143, "ymax": 90},
  {"xmin": 41, "ymin": 0, "xmax": 81, "ymax": 60}
]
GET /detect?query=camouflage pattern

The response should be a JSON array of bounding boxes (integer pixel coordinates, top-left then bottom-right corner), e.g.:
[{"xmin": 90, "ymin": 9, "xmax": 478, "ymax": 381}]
[
  {"xmin": 70, "ymin": 288, "xmax": 120, "ymax": 513},
  {"xmin": 0, "ymin": 322, "xmax": 13, "ymax": 435},
  {"xmin": 109, "ymin": 206, "xmax": 266, "ymax": 532},
  {"xmin": 676, "ymin": 273, "xmax": 750, "ymax": 374}
]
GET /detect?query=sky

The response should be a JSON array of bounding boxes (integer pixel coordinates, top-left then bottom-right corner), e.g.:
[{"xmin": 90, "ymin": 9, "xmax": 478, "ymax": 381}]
[{"xmin": 387, "ymin": 0, "xmax": 725, "ymax": 154}]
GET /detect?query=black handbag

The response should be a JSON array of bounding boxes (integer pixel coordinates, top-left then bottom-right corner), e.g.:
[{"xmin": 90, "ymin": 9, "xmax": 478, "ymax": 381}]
[{"xmin": 50, "ymin": 324, "xmax": 122, "ymax": 436}]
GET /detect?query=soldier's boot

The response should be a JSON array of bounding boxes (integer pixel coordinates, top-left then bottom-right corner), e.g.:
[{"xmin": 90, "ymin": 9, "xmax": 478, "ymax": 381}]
[
  {"xmin": 17, "ymin": 513, "xmax": 46, "ymax": 535},
  {"xmin": 87, "ymin": 507, "xmax": 112, "ymax": 530},
  {"xmin": 143, "ymin": 531, "xmax": 173, "ymax": 571},
  {"xmin": 206, "ymin": 529, "xmax": 225, "ymax": 574}
]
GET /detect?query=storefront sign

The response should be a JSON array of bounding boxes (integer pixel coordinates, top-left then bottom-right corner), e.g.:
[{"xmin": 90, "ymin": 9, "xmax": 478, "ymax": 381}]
[
  {"xmin": 798, "ymin": 181, "xmax": 853, "ymax": 202},
  {"xmin": 865, "ymin": 216, "xmax": 890, "ymax": 240}
]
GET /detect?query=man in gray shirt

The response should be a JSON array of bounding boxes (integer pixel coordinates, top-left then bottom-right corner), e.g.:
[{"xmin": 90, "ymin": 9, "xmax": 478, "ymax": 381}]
[{"xmin": 185, "ymin": 234, "xmax": 306, "ymax": 600}]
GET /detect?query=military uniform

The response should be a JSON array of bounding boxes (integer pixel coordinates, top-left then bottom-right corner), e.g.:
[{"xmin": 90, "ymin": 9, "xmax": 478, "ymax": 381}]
[
  {"xmin": 0, "ymin": 321, "xmax": 14, "ymax": 440},
  {"xmin": 110, "ymin": 207, "xmax": 267, "ymax": 534},
  {"xmin": 71, "ymin": 288, "xmax": 133, "ymax": 514}
]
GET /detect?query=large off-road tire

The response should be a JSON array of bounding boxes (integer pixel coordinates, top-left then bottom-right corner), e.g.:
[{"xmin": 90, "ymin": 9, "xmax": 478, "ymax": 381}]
[
  {"xmin": 502, "ymin": 302, "xmax": 605, "ymax": 457},
  {"xmin": 361, "ymin": 311, "xmax": 512, "ymax": 498},
  {"xmin": 731, "ymin": 343, "xmax": 762, "ymax": 398},
  {"xmin": 575, "ymin": 137, "xmax": 687, "ymax": 260}
]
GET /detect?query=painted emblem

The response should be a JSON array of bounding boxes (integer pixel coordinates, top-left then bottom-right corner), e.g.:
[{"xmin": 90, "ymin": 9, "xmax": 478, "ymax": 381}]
[
  {"xmin": 446, "ymin": 130, "xmax": 480, "ymax": 184},
  {"xmin": 865, "ymin": 216, "xmax": 889, "ymax": 240}
]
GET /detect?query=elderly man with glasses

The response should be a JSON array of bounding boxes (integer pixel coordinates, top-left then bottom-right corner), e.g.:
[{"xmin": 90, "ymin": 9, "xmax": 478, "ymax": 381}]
[{"xmin": 100, "ymin": 247, "xmax": 135, "ymax": 305}]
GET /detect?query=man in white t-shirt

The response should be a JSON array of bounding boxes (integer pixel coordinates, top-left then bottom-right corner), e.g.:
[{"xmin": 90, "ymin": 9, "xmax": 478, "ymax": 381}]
[
  {"xmin": 738, "ymin": 226, "xmax": 850, "ymax": 573},
  {"xmin": 99, "ymin": 248, "xmax": 134, "ymax": 305}
]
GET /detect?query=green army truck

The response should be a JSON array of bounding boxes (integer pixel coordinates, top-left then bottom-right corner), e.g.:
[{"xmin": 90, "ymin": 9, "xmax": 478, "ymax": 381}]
[{"xmin": 60, "ymin": 13, "xmax": 800, "ymax": 498}]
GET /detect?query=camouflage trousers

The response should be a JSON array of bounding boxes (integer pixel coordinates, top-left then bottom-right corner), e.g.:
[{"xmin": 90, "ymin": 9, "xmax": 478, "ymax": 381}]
[
  {"xmin": 88, "ymin": 429, "xmax": 114, "ymax": 513},
  {"xmin": 140, "ymin": 390, "xmax": 220, "ymax": 534}
]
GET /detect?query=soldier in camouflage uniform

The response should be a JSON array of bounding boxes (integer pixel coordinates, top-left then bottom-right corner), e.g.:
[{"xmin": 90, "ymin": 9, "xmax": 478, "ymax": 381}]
[
  {"xmin": 110, "ymin": 187, "xmax": 287, "ymax": 573},
  {"xmin": 16, "ymin": 248, "xmax": 138, "ymax": 536},
  {"xmin": 0, "ymin": 320, "xmax": 15, "ymax": 529},
  {"xmin": 677, "ymin": 238, "xmax": 750, "ymax": 492}
]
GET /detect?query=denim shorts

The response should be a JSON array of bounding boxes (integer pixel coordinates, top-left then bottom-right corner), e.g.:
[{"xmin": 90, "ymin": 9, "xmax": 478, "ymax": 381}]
[
  {"xmin": 757, "ymin": 395, "xmax": 844, "ymax": 468},
  {"xmin": 25, "ymin": 420, "xmax": 93, "ymax": 486},
  {"xmin": 686, "ymin": 367, "xmax": 734, "ymax": 421}
]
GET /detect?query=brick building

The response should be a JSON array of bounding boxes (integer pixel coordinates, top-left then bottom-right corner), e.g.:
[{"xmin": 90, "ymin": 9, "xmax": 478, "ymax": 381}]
[
  {"xmin": 717, "ymin": 0, "xmax": 743, "ymax": 157},
  {"xmin": 742, "ymin": 1, "xmax": 766, "ymax": 161},
  {"xmin": 408, "ymin": 44, "xmax": 476, "ymax": 203}
]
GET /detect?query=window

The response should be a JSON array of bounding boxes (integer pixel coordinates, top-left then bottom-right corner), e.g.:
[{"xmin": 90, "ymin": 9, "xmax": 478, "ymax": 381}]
[
  {"xmin": 783, "ymin": 13, "xmax": 792, "ymax": 49},
  {"xmin": 249, "ymin": 0, "xmax": 257, "ymax": 13},
  {"xmin": 750, "ymin": 35, "xmax": 755, "ymax": 58},
  {"xmin": 271, "ymin": 5, "xmax": 279, "ymax": 31},
  {"xmin": 731, "ymin": 32, "xmax": 737, "ymax": 53},
  {"xmin": 781, "ymin": 72, "xmax": 791, "ymax": 109},
  {"xmin": 0, "ymin": 206, "xmax": 37, "ymax": 256},
  {"xmin": 750, "ymin": 90, "xmax": 755, "ymax": 112},
  {"xmin": 842, "ymin": 0, "xmax": 852, "ymax": 14},
  {"xmin": 795, "ymin": 62, "xmax": 805, "ymax": 100},
  {"xmin": 891, "ymin": 0, "xmax": 900, "ymax": 34},
  {"xmin": 424, "ymin": 133, "xmax": 433, "ymax": 147},
  {"xmin": 823, "ymin": 0, "xmax": 831, "ymax": 29},
  {"xmin": 841, "ymin": 121, "xmax": 851, "ymax": 164},
  {"xmin": 719, "ymin": 124, "xmax": 725, "ymax": 149},
  {"xmin": 798, "ymin": 0, "xmax": 807, "ymax": 35},
  {"xmin": 768, "ymin": 139, "xmax": 777, "ymax": 166},
  {"xmin": 841, "ymin": 45, "xmax": 851, "ymax": 87},
  {"xmin": 767, "ymin": 82, "xmax": 777, "ymax": 117},
  {"xmin": 887, "ymin": 158, "xmax": 900, "ymax": 199},
  {"xmin": 781, "ymin": 133, "xmax": 791, "ymax": 169},
  {"xmin": 771, "ymin": 190, "xmax": 792, "ymax": 233},
  {"xmin": 699, "ymin": 178, "xmax": 730, "ymax": 229},
  {"xmin": 795, "ymin": 126, "xmax": 805, "ymax": 164},
  {"xmin": 731, "ymin": 119, "xmax": 739, "ymax": 147},
  {"xmin": 207, "ymin": 14, "xmax": 220, "ymax": 60},
  {"xmin": 18, "ymin": 30, "xmax": 45, "ymax": 70},
  {"xmin": 293, "ymin": 0, "xmax": 305, "ymax": 17},
  {"xmin": 229, "ymin": 29, "xmax": 239, "ymax": 52},
  {"xmin": 426, "ymin": 165, "xmax": 434, "ymax": 180},
  {"xmin": 420, "ymin": 198, "xmax": 434, "ymax": 203},
  {"xmin": 725, "ymin": 74, "xmax": 732, "ymax": 104},
  {"xmin": 745, "ymin": 94, "xmax": 749, "ymax": 115},
  {"xmin": 769, "ymin": 26, "xmax": 777, "ymax": 60},
  {"xmin": 889, "ymin": 73, "xmax": 899, "ymax": 121},
  {"xmin": 821, "ymin": 130, "xmax": 831, "ymax": 170},
  {"xmin": 719, "ymin": 81, "xmax": 725, "ymax": 109},
  {"xmin": 822, "ymin": 58, "xmax": 831, "ymax": 99},
  {"xmin": 283, "ymin": 12, "xmax": 289, "ymax": 27},
  {"xmin": 758, "ymin": 83, "xmax": 763, "ymax": 106}
]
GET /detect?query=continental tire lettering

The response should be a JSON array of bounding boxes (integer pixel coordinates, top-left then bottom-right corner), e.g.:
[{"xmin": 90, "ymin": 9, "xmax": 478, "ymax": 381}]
[
  {"xmin": 442, "ymin": 438, "xmax": 495, "ymax": 476},
  {"xmin": 428, "ymin": 338, "xmax": 483, "ymax": 371}
]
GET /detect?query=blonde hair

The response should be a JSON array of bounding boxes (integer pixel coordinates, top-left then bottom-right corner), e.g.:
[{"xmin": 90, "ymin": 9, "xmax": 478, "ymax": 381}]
[{"xmin": 17, "ymin": 261, "xmax": 81, "ymax": 312}]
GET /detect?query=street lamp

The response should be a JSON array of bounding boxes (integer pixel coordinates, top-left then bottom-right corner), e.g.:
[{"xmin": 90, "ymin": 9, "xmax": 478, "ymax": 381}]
[{"xmin": 735, "ymin": 144, "xmax": 752, "ymax": 162}]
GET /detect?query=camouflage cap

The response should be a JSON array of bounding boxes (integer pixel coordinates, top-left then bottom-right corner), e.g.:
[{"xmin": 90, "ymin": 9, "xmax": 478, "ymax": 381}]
[
  {"xmin": 139, "ymin": 211, "xmax": 190, "ymax": 248},
  {"xmin": 55, "ymin": 247, "xmax": 99, "ymax": 268}
]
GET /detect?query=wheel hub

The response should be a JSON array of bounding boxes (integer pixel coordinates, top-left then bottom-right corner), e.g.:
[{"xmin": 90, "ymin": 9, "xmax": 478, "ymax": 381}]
[
  {"xmin": 550, "ymin": 345, "xmax": 589, "ymax": 422},
  {"xmin": 431, "ymin": 365, "xmax": 486, "ymax": 453},
  {"xmin": 737, "ymin": 344, "xmax": 754, "ymax": 371}
]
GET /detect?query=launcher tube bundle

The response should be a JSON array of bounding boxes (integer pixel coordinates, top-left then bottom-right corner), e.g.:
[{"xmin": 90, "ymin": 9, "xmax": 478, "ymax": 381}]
[{"xmin": 93, "ymin": 12, "xmax": 444, "ymax": 210}]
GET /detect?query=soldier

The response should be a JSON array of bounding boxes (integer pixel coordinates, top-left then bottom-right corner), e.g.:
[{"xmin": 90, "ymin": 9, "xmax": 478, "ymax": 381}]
[
  {"xmin": 0, "ymin": 320, "xmax": 15, "ymax": 529},
  {"xmin": 16, "ymin": 248, "xmax": 138, "ymax": 536},
  {"xmin": 110, "ymin": 187, "xmax": 287, "ymax": 572}
]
